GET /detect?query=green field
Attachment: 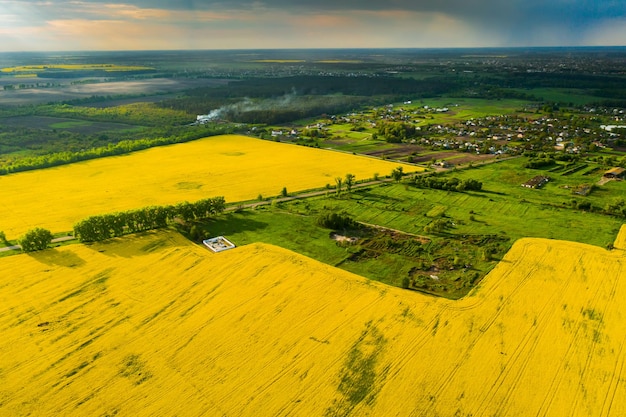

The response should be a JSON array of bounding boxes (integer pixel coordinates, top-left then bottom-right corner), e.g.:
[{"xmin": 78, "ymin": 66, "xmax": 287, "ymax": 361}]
[
  {"xmin": 450, "ymin": 156, "xmax": 626, "ymax": 212},
  {"xmin": 399, "ymin": 97, "xmax": 534, "ymax": 124},
  {"xmin": 185, "ymin": 155, "xmax": 624, "ymax": 298},
  {"xmin": 197, "ymin": 206, "xmax": 503, "ymax": 298},
  {"xmin": 520, "ymin": 88, "xmax": 606, "ymax": 106}
]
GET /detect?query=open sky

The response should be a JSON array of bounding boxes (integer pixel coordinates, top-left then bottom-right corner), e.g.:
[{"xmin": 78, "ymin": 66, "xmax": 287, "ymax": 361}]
[{"xmin": 1, "ymin": 0, "xmax": 625, "ymax": 51}]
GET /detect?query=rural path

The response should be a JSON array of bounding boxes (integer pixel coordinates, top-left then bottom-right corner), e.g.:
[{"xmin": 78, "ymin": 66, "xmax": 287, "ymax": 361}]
[
  {"xmin": 225, "ymin": 155, "xmax": 518, "ymax": 212},
  {"xmin": 225, "ymin": 177, "xmax": 400, "ymax": 211},
  {"xmin": 0, "ymin": 235, "xmax": 76, "ymax": 253}
]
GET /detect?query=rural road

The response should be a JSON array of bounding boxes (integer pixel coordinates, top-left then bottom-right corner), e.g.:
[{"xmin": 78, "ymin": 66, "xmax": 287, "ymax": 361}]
[
  {"xmin": 225, "ymin": 176, "xmax": 401, "ymax": 211},
  {"xmin": 0, "ymin": 236, "xmax": 76, "ymax": 253},
  {"xmin": 225, "ymin": 155, "xmax": 518, "ymax": 212}
]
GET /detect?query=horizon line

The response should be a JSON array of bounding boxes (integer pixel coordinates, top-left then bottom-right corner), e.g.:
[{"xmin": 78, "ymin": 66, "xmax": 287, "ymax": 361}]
[{"xmin": 2, "ymin": 45, "xmax": 626, "ymax": 54}]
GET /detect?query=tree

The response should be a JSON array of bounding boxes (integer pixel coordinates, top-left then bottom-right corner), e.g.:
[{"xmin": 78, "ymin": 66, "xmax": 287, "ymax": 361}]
[
  {"xmin": 335, "ymin": 177, "xmax": 343, "ymax": 196},
  {"xmin": 401, "ymin": 276, "xmax": 411, "ymax": 289},
  {"xmin": 0, "ymin": 231, "xmax": 6, "ymax": 244},
  {"xmin": 280, "ymin": 187, "xmax": 288, "ymax": 197},
  {"xmin": 344, "ymin": 173, "xmax": 355, "ymax": 193},
  {"xmin": 316, "ymin": 212, "xmax": 357, "ymax": 230},
  {"xmin": 20, "ymin": 228, "xmax": 54, "ymax": 252},
  {"xmin": 391, "ymin": 166, "xmax": 404, "ymax": 182}
]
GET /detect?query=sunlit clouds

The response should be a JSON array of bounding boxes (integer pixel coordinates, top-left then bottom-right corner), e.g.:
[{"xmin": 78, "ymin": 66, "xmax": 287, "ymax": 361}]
[{"xmin": 0, "ymin": 0, "xmax": 624, "ymax": 51}]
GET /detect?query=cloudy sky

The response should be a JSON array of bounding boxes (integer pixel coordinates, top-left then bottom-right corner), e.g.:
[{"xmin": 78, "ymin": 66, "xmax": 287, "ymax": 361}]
[{"xmin": 1, "ymin": 0, "xmax": 626, "ymax": 51}]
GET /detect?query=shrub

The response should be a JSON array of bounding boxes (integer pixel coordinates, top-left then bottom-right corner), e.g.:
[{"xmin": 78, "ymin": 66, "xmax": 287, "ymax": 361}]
[
  {"xmin": 316, "ymin": 212, "xmax": 357, "ymax": 230},
  {"xmin": 401, "ymin": 277, "xmax": 411, "ymax": 289}
]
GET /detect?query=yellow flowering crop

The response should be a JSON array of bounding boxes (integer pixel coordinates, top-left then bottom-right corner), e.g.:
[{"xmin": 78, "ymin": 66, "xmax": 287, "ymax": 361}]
[
  {"xmin": 0, "ymin": 135, "xmax": 417, "ymax": 237},
  {"xmin": 0, "ymin": 228, "xmax": 624, "ymax": 416},
  {"xmin": 0, "ymin": 64, "xmax": 153, "ymax": 73},
  {"xmin": 614, "ymin": 224, "xmax": 626, "ymax": 250}
]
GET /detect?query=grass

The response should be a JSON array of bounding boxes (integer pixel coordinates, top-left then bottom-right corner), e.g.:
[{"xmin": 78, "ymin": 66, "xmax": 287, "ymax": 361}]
[
  {"xmin": 450, "ymin": 156, "xmax": 626, "ymax": 215},
  {"xmin": 50, "ymin": 121, "xmax": 93, "ymax": 129},
  {"xmin": 522, "ymin": 88, "xmax": 606, "ymax": 106},
  {"xmin": 1, "ymin": 115, "xmax": 148, "ymax": 135},
  {"xmin": 251, "ymin": 59, "xmax": 306, "ymax": 63},
  {"xmin": 185, "ymin": 155, "xmax": 624, "ymax": 297},
  {"xmin": 288, "ymin": 181, "xmax": 621, "ymax": 248},
  {"xmin": 196, "ymin": 207, "xmax": 496, "ymax": 298},
  {"xmin": 192, "ymin": 157, "xmax": 624, "ymax": 296},
  {"xmin": 3, "ymin": 148, "xmax": 621, "ymax": 297},
  {"xmin": 397, "ymin": 97, "xmax": 534, "ymax": 125}
]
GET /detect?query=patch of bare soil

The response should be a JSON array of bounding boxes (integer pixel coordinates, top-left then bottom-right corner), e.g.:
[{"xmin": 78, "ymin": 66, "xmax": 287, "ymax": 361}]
[
  {"xmin": 330, "ymin": 233, "xmax": 359, "ymax": 244},
  {"xmin": 364, "ymin": 144, "xmax": 422, "ymax": 158}
]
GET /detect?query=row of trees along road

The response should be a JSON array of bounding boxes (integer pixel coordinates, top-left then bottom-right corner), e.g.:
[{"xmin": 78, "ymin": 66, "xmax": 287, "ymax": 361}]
[{"xmin": 73, "ymin": 197, "xmax": 225, "ymax": 243}]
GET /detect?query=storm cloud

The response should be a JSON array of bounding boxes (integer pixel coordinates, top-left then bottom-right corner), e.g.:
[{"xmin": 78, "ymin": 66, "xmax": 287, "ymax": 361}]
[{"xmin": 1, "ymin": 0, "xmax": 625, "ymax": 51}]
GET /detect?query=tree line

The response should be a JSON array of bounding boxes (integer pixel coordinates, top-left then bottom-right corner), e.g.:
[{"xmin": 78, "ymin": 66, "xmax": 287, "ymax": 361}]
[
  {"xmin": 376, "ymin": 122, "xmax": 419, "ymax": 143},
  {"xmin": 411, "ymin": 175, "xmax": 483, "ymax": 192},
  {"xmin": 73, "ymin": 197, "xmax": 225, "ymax": 243},
  {"xmin": 0, "ymin": 125, "xmax": 232, "ymax": 176}
]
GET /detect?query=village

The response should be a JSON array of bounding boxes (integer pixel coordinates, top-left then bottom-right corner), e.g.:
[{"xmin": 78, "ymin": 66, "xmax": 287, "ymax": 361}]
[{"xmin": 264, "ymin": 101, "xmax": 626, "ymax": 168}]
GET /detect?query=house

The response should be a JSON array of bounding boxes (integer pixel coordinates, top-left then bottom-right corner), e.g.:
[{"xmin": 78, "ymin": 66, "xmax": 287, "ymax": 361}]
[{"xmin": 603, "ymin": 167, "xmax": 626, "ymax": 179}]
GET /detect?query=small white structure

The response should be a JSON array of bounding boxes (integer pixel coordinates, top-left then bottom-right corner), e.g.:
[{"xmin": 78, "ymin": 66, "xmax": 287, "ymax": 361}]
[{"xmin": 203, "ymin": 236, "xmax": 236, "ymax": 253}]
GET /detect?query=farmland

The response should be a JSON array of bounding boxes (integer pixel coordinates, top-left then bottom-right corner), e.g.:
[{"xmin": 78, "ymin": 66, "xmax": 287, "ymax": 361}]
[
  {"xmin": 198, "ymin": 170, "xmax": 624, "ymax": 297},
  {"xmin": 1, "ymin": 115, "xmax": 145, "ymax": 135},
  {"xmin": 0, "ymin": 134, "xmax": 417, "ymax": 238},
  {"xmin": 0, "ymin": 64, "xmax": 154, "ymax": 73},
  {"xmin": 1, "ymin": 48, "xmax": 626, "ymax": 416},
  {"xmin": 0, "ymin": 228, "xmax": 625, "ymax": 416}
]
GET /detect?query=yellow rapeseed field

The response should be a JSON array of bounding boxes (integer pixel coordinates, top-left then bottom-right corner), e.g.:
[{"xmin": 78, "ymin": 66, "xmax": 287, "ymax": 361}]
[
  {"xmin": 614, "ymin": 224, "xmax": 626, "ymax": 250},
  {"xmin": 0, "ymin": 135, "xmax": 417, "ymax": 238},
  {"xmin": 0, "ymin": 228, "xmax": 625, "ymax": 416},
  {"xmin": 0, "ymin": 64, "xmax": 153, "ymax": 73}
]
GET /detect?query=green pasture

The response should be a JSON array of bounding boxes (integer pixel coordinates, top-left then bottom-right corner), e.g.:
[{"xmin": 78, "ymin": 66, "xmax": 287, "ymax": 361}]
[
  {"xmin": 198, "ymin": 205, "xmax": 499, "ymax": 297},
  {"xmin": 326, "ymin": 123, "xmax": 374, "ymax": 140},
  {"xmin": 198, "ymin": 210, "xmax": 348, "ymax": 268},
  {"xmin": 450, "ymin": 157, "xmax": 626, "ymax": 211},
  {"xmin": 192, "ymin": 164, "xmax": 625, "ymax": 296},
  {"xmin": 49, "ymin": 120, "xmax": 92, "ymax": 129},
  {"xmin": 280, "ymin": 178, "xmax": 622, "ymax": 249},
  {"xmin": 392, "ymin": 98, "xmax": 534, "ymax": 126},
  {"xmin": 522, "ymin": 88, "xmax": 605, "ymax": 106}
]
